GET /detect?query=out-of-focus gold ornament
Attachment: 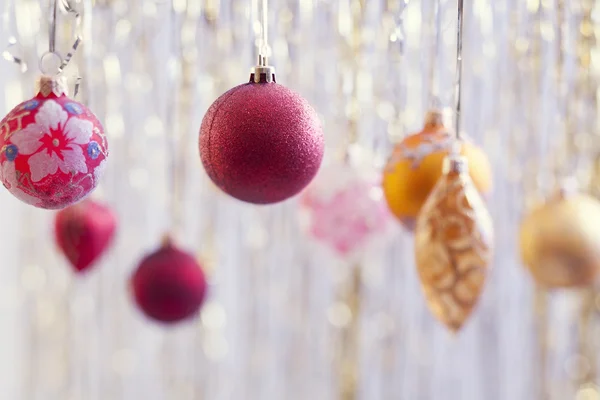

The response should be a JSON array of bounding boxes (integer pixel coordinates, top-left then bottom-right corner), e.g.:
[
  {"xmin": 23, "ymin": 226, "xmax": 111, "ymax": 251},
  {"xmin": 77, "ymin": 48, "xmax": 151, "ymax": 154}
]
[
  {"xmin": 383, "ymin": 110, "xmax": 492, "ymax": 230},
  {"xmin": 520, "ymin": 187, "xmax": 600, "ymax": 288},
  {"xmin": 414, "ymin": 154, "xmax": 494, "ymax": 332}
]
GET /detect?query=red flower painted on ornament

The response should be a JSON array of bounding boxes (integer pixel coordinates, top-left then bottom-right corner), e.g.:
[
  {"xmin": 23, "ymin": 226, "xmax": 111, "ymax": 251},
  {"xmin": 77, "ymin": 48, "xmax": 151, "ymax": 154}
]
[
  {"xmin": 10, "ymin": 100, "xmax": 92, "ymax": 182},
  {"xmin": 0, "ymin": 80, "xmax": 108, "ymax": 209}
]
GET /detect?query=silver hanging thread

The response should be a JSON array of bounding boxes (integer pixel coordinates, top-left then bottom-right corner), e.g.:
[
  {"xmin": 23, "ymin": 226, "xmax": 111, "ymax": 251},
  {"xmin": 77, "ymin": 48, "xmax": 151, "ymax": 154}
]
[
  {"xmin": 40, "ymin": 0, "xmax": 83, "ymax": 95},
  {"xmin": 428, "ymin": 0, "xmax": 442, "ymax": 108},
  {"xmin": 453, "ymin": 0, "xmax": 464, "ymax": 141}
]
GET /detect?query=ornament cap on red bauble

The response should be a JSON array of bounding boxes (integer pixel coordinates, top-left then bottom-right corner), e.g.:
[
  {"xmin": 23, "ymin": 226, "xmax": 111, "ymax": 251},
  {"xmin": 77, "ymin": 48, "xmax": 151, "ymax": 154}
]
[
  {"xmin": 54, "ymin": 198, "xmax": 117, "ymax": 274},
  {"xmin": 199, "ymin": 58, "xmax": 324, "ymax": 204},
  {"xmin": 36, "ymin": 74, "xmax": 69, "ymax": 97},
  {"xmin": 130, "ymin": 237, "xmax": 207, "ymax": 324},
  {"xmin": 0, "ymin": 74, "xmax": 108, "ymax": 209}
]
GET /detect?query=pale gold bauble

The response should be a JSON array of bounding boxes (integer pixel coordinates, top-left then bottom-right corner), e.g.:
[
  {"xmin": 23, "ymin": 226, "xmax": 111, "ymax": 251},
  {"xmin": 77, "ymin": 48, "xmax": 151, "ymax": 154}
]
[
  {"xmin": 414, "ymin": 155, "xmax": 494, "ymax": 332},
  {"xmin": 519, "ymin": 188, "xmax": 600, "ymax": 288}
]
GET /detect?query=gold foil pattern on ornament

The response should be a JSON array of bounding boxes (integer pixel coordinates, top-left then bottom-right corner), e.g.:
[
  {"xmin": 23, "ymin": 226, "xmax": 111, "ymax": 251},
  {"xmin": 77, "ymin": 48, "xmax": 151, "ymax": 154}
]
[{"xmin": 414, "ymin": 155, "xmax": 493, "ymax": 332}]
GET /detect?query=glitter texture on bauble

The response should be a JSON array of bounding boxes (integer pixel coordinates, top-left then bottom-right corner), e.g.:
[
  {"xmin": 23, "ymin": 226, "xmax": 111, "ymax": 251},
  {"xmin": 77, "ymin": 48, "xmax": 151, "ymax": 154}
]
[
  {"xmin": 199, "ymin": 61, "xmax": 324, "ymax": 204},
  {"xmin": 130, "ymin": 237, "xmax": 207, "ymax": 324},
  {"xmin": 0, "ymin": 75, "xmax": 108, "ymax": 209}
]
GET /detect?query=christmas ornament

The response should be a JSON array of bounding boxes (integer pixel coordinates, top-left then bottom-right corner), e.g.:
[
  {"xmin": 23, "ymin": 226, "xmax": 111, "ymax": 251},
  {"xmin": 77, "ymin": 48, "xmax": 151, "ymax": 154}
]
[
  {"xmin": 199, "ymin": 57, "xmax": 324, "ymax": 204},
  {"xmin": 520, "ymin": 187, "xmax": 600, "ymax": 288},
  {"xmin": 130, "ymin": 237, "xmax": 207, "ymax": 324},
  {"xmin": 54, "ymin": 198, "xmax": 117, "ymax": 273},
  {"xmin": 414, "ymin": 155, "xmax": 493, "ymax": 331},
  {"xmin": 382, "ymin": 109, "xmax": 491, "ymax": 229},
  {"xmin": 300, "ymin": 165, "xmax": 390, "ymax": 258},
  {"xmin": 0, "ymin": 75, "xmax": 108, "ymax": 209}
]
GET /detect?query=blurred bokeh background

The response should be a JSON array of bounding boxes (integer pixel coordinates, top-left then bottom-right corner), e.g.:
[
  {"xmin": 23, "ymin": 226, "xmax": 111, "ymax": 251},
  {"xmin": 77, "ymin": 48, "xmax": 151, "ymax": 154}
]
[{"xmin": 1, "ymin": 0, "xmax": 600, "ymax": 399}]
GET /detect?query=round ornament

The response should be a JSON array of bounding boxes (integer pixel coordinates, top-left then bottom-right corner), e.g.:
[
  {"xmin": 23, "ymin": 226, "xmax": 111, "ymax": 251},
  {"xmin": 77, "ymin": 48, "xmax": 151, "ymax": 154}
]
[
  {"xmin": 0, "ymin": 75, "xmax": 108, "ymax": 209},
  {"xmin": 383, "ymin": 110, "xmax": 491, "ymax": 229},
  {"xmin": 199, "ymin": 62, "xmax": 324, "ymax": 204},
  {"xmin": 520, "ymin": 187, "xmax": 600, "ymax": 288},
  {"xmin": 54, "ymin": 198, "xmax": 117, "ymax": 274},
  {"xmin": 414, "ymin": 155, "xmax": 493, "ymax": 332},
  {"xmin": 130, "ymin": 237, "xmax": 207, "ymax": 324},
  {"xmin": 300, "ymin": 165, "xmax": 390, "ymax": 258}
]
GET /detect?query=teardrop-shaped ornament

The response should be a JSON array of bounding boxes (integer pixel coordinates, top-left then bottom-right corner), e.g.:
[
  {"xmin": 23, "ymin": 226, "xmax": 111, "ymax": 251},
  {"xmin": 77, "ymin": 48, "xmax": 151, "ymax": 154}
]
[{"xmin": 414, "ymin": 154, "xmax": 493, "ymax": 332}]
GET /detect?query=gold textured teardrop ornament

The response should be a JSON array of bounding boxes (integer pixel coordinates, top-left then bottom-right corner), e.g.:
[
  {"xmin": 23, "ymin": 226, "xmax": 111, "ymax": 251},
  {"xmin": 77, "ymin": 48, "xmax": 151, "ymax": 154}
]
[
  {"xmin": 414, "ymin": 155, "xmax": 494, "ymax": 332},
  {"xmin": 519, "ymin": 187, "xmax": 600, "ymax": 288}
]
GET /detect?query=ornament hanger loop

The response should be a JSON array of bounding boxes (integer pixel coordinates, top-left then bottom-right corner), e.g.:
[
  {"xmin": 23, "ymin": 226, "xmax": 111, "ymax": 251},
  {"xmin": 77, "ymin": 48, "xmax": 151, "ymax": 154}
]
[
  {"xmin": 39, "ymin": 50, "xmax": 63, "ymax": 76},
  {"xmin": 42, "ymin": 0, "xmax": 82, "ymax": 78}
]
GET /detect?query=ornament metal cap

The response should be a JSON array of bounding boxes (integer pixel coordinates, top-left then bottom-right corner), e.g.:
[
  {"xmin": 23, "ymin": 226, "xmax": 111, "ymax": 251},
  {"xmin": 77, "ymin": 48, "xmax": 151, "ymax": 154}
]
[
  {"xmin": 553, "ymin": 177, "xmax": 578, "ymax": 200},
  {"xmin": 424, "ymin": 107, "xmax": 452, "ymax": 128},
  {"xmin": 250, "ymin": 55, "xmax": 276, "ymax": 83},
  {"xmin": 443, "ymin": 154, "xmax": 469, "ymax": 174},
  {"xmin": 36, "ymin": 75, "xmax": 68, "ymax": 97}
]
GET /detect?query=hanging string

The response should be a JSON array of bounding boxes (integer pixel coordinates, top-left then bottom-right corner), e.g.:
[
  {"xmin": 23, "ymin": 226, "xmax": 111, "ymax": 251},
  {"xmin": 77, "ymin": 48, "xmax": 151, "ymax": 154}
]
[
  {"xmin": 453, "ymin": 0, "xmax": 464, "ymax": 141},
  {"xmin": 167, "ymin": 6, "xmax": 183, "ymax": 237},
  {"xmin": 261, "ymin": 0, "xmax": 268, "ymax": 59},
  {"xmin": 254, "ymin": 0, "xmax": 269, "ymax": 65},
  {"xmin": 39, "ymin": 0, "xmax": 82, "ymax": 80},
  {"xmin": 428, "ymin": 0, "xmax": 442, "ymax": 108}
]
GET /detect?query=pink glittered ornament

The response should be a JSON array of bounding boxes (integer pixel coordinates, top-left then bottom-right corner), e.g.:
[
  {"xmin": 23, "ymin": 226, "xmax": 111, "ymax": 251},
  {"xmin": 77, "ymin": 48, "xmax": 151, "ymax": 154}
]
[
  {"xmin": 54, "ymin": 198, "xmax": 117, "ymax": 274},
  {"xmin": 300, "ymin": 165, "xmax": 391, "ymax": 258},
  {"xmin": 199, "ymin": 61, "xmax": 324, "ymax": 204},
  {"xmin": 0, "ymin": 75, "xmax": 108, "ymax": 209}
]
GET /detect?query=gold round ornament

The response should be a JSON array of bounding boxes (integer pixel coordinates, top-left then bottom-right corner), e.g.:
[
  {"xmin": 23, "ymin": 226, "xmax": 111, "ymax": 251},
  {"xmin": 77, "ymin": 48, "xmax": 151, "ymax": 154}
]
[
  {"xmin": 414, "ymin": 155, "xmax": 494, "ymax": 332},
  {"xmin": 519, "ymin": 188, "xmax": 600, "ymax": 288},
  {"xmin": 383, "ymin": 110, "xmax": 492, "ymax": 230}
]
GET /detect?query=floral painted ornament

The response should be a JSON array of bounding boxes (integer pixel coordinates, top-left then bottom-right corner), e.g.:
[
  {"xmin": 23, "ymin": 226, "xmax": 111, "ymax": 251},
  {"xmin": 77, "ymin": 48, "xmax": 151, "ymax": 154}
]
[
  {"xmin": 0, "ymin": 75, "xmax": 108, "ymax": 209},
  {"xmin": 299, "ymin": 164, "xmax": 391, "ymax": 258}
]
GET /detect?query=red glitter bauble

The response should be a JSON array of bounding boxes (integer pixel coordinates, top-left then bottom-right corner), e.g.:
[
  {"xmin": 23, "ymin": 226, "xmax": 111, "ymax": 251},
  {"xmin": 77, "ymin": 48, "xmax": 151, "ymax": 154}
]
[
  {"xmin": 0, "ymin": 75, "xmax": 108, "ymax": 209},
  {"xmin": 199, "ymin": 71, "xmax": 324, "ymax": 204},
  {"xmin": 54, "ymin": 198, "xmax": 117, "ymax": 274},
  {"xmin": 130, "ymin": 238, "xmax": 207, "ymax": 324}
]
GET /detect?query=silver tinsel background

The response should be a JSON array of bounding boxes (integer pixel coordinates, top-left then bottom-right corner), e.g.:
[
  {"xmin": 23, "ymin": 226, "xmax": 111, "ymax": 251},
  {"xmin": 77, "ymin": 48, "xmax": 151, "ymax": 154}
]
[{"xmin": 0, "ymin": 0, "xmax": 600, "ymax": 399}]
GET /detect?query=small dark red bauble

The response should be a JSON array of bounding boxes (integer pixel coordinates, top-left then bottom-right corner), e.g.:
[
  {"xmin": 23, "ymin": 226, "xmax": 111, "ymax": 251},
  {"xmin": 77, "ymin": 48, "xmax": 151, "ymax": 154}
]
[
  {"xmin": 130, "ymin": 239, "xmax": 207, "ymax": 324},
  {"xmin": 54, "ymin": 198, "xmax": 117, "ymax": 273},
  {"xmin": 199, "ymin": 76, "xmax": 324, "ymax": 204}
]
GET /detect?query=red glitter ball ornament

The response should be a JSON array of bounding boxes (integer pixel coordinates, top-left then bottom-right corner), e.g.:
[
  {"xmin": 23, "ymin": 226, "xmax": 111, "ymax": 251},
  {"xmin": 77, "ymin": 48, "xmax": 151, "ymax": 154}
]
[
  {"xmin": 199, "ymin": 61, "xmax": 324, "ymax": 204},
  {"xmin": 130, "ymin": 237, "xmax": 207, "ymax": 324},
  {"xmin": 54, "ymin": 198, "xmax": 117, "ymax": 274},
  {"xmin": 0, "ymin": 75, "xmax": 108, "ymax": 209}
]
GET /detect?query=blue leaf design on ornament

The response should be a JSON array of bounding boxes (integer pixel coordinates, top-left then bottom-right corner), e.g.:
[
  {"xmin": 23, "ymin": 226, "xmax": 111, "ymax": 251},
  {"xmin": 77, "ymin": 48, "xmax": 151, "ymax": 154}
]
[
  {"xmin": 22, "ymin": 100, "xmax": 39, "ymax": 111},
  {"xmin": 5, "ymin": 144, "xmax": 18, "ymax": 162},
  {"xmin": 87, "ymin": 141, "xmax": 100, "ymax": 160},
  {"xmin": 64, "ymin": 102, "xmax": 83, "ymax": 115}
]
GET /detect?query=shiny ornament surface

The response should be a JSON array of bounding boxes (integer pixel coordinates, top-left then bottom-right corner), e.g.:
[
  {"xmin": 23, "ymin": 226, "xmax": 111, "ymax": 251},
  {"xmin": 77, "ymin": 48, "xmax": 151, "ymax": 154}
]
[
  {"xmin": 199, "ymin": 72, "xmax": 324, "ymax": 204},
  {"xmin": 300, "ymin": 164, "xmax": 390, "ymax": 258},
  {"xmin": 519, "ymin": 188, "xmax": 600, "ymax": 288},
  {"xmin": 54, "ymin": 198, "xmax": 117, "ymax": 273},
  {"xmin": 0, "ymin": 76, "xmax": 108, "ymax": 209},
  {"xmin": 414, "ymin": 155, "xmax": 493, "ymax": 332},
  {"xmin": 130, "ymin": 238, "xmax": 207, "ymax": 324},
  {"xmin": 383, "ymin": 110, "xmax": 491, "ymax": 229}
]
